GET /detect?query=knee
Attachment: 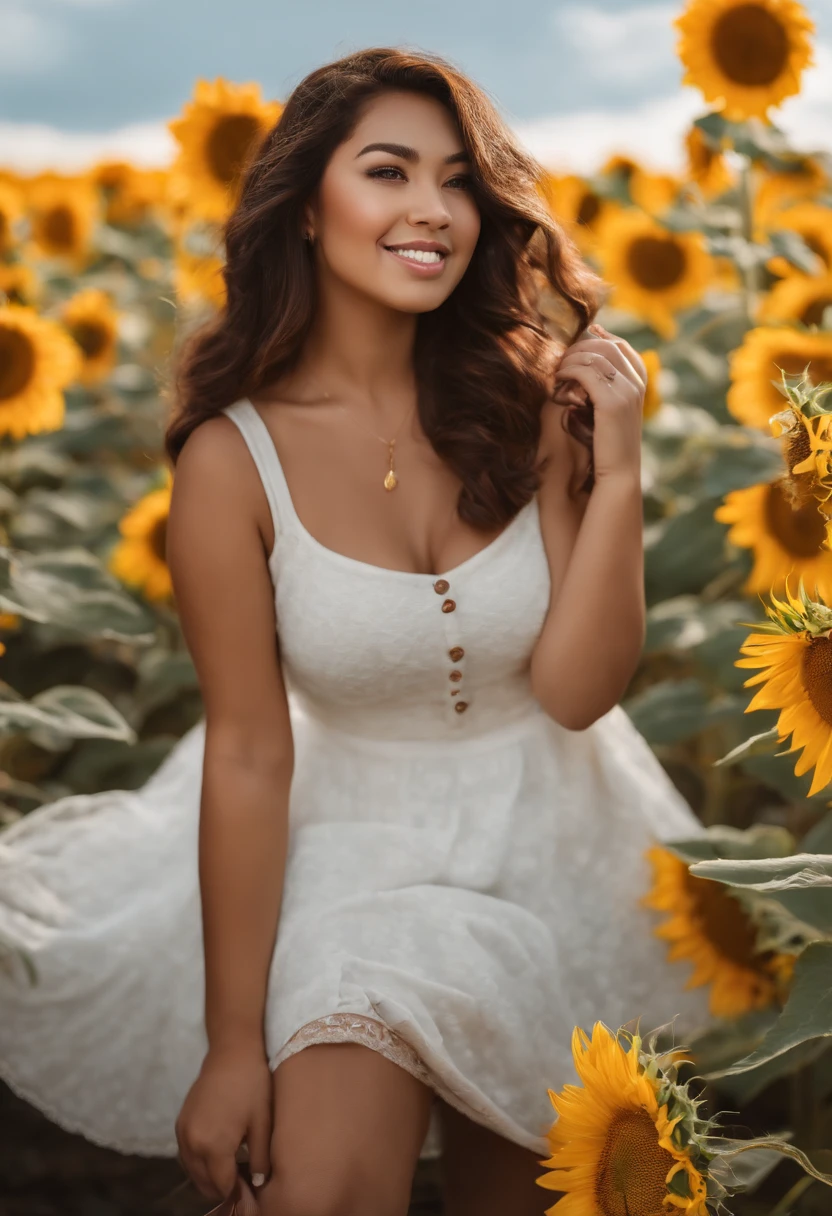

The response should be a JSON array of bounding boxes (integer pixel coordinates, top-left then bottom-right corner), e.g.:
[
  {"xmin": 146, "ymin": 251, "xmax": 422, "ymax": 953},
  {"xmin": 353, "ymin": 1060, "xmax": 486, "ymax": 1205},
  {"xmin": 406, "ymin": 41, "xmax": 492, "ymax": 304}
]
[{"xmin": 257, "ymin": 1167, "xmax": 408, "ymax": 1216}]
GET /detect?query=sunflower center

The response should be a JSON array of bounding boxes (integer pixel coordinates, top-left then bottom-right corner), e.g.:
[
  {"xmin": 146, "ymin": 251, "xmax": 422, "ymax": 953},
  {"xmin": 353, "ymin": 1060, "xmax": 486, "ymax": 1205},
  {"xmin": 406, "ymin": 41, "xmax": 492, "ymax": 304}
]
[
  {"xmin": 149, "ymin": 515, "xmax": 167, "ymax": 563},
  {"xmin": 578, "ymin": 190, "xmax": 601, "ymax": 227},
  {"xmin": 43, "ymin": 204, "xmax": 77, "ymax": 251},
  {"xmin": 0, "ymin": 325, "xmax": 36, "ymax": 400},
  {"xmin": 710, "ymin": 4, "xmax": 790, "ymax": 87},
  {"xmin": 595, "ymin": 1107, "xmax": 677, "ymax": 1216},
  {"xmin": 70, "ymin": 321, "xmax": 109, "ymax": 359},
  {"xmin": 784, "ymin": 422, "xmax": 811, "ymax": 476},
  {"xmin": 205, "ymin": 114, "xmax": 262, "ymax": 187},
  {"xmin": 764, "ymin": 479, "xmax": 826, "ymax": 557},
  {"xmin": 625, "ymin": 236, "xmax": 686, "ymax": 291},
  {"xmin": 802, "ymin": 636, "xmax": 832, "ymax": 727},
  {"xmin": 685, "ymin": 871, "xmax": 769, "ymax": 971}
]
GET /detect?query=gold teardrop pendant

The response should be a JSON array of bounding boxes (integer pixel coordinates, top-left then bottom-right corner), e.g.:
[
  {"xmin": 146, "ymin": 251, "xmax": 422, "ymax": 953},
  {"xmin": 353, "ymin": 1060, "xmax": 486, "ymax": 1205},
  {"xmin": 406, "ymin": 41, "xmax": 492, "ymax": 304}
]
[{"xmin": 383, "ymin": 469, "xmax": 398, "ymax": 491}]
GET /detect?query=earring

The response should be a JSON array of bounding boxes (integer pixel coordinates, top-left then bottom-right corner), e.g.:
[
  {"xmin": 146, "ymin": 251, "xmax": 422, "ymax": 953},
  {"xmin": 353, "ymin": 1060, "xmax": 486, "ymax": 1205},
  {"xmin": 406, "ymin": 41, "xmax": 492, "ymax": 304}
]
[{"xmin": 304, "ymin": 230, "xmax": 314, "ymax": 244}]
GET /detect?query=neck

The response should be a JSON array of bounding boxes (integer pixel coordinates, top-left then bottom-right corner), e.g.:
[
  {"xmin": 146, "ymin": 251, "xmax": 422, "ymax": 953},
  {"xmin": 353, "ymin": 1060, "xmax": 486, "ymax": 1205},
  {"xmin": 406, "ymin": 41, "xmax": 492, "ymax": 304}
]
[{"xmin": 295, "ymin": 271, "xmax": 418, "ymax": 415}]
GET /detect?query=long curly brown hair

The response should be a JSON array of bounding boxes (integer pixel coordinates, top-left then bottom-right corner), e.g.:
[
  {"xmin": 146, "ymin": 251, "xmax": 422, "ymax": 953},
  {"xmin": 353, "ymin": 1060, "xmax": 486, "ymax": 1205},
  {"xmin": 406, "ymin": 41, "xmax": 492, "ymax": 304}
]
[{"xmin": 165, "ymin": 46, "xmax": 606, "ymax": 529}]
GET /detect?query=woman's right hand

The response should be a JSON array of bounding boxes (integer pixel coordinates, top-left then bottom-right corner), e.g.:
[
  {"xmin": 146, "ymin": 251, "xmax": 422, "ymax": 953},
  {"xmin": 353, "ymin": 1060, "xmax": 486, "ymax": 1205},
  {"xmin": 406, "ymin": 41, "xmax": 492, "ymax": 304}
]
[{"xmin": 175, "ymin": 1040, "xmax": 274, "ymax": 1203}]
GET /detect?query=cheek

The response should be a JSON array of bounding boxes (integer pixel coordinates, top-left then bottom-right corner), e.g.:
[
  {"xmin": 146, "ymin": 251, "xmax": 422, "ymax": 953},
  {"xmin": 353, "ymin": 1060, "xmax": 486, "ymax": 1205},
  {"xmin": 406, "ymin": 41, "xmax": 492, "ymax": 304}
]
[
  {"xmin": 455, "ymin": 201, "xmax": 481, "ymax": 255},
  {"xmin": 324, "ymin": 179, "xmax": 390, "ymax": 244}
]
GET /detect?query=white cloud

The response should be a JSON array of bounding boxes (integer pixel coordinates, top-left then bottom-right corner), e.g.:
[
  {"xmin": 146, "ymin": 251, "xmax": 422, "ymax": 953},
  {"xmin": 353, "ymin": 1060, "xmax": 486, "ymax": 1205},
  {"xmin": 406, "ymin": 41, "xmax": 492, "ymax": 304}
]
[
  {"xmin": 775, "ymin": 38, "xmax": 832, "ymax": 151},
  {"xmin": 516, "ymin": 37, "xmax": 832, "ymax": 175},
  {"xmin": 514, "ymin": 86, "xmax": 702, "ymax": 175},
  {"xmin": 550, "ymin": 3, "xmax": 680, "ymax": 87},
  {"xmin": 1, "ymin": 35, "xmax": 831, "ymax": 178},
  {"xmin": 0, "ymin": 5, "xmax": 66, "ymax": 74},
  {"xmin": 0, "ymin": 120, "xmax": 175, "ymax": 173}
]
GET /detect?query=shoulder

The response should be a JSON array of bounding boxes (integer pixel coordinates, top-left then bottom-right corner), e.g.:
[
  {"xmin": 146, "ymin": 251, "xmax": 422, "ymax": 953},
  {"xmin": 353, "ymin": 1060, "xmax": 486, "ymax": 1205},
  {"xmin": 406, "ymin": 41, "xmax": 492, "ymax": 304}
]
[
  {"xmin": 173, "ymin": 411, "xmax": 258, "ymax": 493},
  {"xmin": 537, "ymin": 400, "xmax": 592, "ymax": 502}
]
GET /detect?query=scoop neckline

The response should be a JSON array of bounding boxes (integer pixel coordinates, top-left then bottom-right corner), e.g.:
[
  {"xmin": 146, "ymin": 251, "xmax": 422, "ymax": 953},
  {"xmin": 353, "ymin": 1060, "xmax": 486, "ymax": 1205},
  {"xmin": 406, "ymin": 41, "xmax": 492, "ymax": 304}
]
[
  {"xmin": 280, "ymin": 494, "xmax": 538, "ymax": 583},
  {"xmin": 242, "ymin": 398, "xmax": 538, "ymax": 583}
]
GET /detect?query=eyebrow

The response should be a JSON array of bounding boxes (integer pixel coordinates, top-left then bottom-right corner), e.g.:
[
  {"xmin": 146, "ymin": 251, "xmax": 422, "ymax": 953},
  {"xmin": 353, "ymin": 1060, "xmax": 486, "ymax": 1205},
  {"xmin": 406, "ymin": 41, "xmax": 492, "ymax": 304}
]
[{"xmin": 355, "ymin": 142, "xmax": 470, "ymax": 165}]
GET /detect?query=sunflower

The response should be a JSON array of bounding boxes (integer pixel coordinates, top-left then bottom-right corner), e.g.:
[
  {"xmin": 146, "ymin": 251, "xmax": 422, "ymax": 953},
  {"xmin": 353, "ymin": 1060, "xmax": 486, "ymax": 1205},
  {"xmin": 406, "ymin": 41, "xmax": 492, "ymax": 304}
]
[
  {"xmin": 754, "ymin": 154, "xmax": 829, "ymax": 227},
  {"xmin": 168, "ymin": 77, "xmax": 282, "ymax": 221},
  {"xmin": 674, "ymin": 0, "xmax": 815, "ymax": 122},
  {"xmin": 629, "ymin": 170, "xmax": 683, "ymax": 220},
  {"xmin": 60, "ymin": 288, "xmax": 120, "ymax": 384},
  {"xmin": 600, "ymin": 154, "xmax": 640, "ymax": 184},
  {"xmin": 537, "ymin": 173, "xmax": 622, "ymax": 253},
  {"xmin": 0, "ymin": 304, "xmax": 81, "ymax": 440},
  {"xmin": 643, "ymin": 845, "xmax": 795, "ymax": 1018},
  {"xmin": 0, "ymin": 263, "xmax": 39, "ymax": 306},
  {"xmin": 774, "ymin": 404, "xmax": 832, "ymax": 513},
  {"xmin": 173, "ymin": 245, "xmax": 227, "ymax": 308},
  {"xmin": 714, "ymin": 477, "xmax": 832, "ymax": 602},
  {"xmin": 683, "ymin": 124, "xmax": 736, "ymax": 199},
  {"xmin": 93, "ymin": 160, "xmax": 169, "ymax": 227},
  {"xmin": 726, "ymin": 326, "xmax": 832, "ymax": 428},
  {"xmin": 767, "ymin": 365, "xmax": 832, "ymax": 513},
  {"xmin": 757, "ymin": 270, "xmax": 832, "ymax": 329},
  {"xmin": 26, "ymin": 174, "xmax": 99, "ymax": 266},
  {"xmin": 593, "ymin": 209, "xmax": 715, "ymax": 339},
  {"xmin": 108, "ymin": 471, "xmax": 173, "ymax": 602},
  {"xmin": 641, "ymin": 349, "xmax": 663, "ymax": 420},
  {"xmin": 0, "ymin": 179, "xmax": 24, "ymax": 254},
  {"xmin": 735, "ymin": 576, "xmax": 832, "ymax": 795},
  {"xmin": 762, "ymin": 201, "xmax": 832, "ymax": 279},
  {"xmin": 538, "ymin": 1022, "xmax": 709, "ymax": 1216}
]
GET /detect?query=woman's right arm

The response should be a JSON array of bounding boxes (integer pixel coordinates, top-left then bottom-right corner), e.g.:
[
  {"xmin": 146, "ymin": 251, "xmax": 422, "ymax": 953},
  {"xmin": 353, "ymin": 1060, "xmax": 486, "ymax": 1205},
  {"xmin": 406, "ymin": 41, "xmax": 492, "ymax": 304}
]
[{"xmin": 165, "ymin": 416, "xmax": 294, "ymax": 1204}]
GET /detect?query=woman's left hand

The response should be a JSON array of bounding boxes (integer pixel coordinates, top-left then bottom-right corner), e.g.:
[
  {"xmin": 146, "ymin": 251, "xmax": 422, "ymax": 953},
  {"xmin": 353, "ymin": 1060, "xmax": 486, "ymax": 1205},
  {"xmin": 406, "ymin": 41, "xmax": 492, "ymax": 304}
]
[{"xmin": 553, "ymin": 323, "xmax": 647, "ymax": 483}]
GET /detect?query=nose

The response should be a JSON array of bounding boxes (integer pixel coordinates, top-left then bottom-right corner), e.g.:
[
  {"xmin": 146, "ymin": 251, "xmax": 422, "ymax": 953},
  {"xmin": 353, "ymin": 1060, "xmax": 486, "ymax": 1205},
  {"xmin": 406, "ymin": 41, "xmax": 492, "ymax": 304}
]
[{"xmin": 405, "ymin": 178, "xmax": 452, "ymax": 230}]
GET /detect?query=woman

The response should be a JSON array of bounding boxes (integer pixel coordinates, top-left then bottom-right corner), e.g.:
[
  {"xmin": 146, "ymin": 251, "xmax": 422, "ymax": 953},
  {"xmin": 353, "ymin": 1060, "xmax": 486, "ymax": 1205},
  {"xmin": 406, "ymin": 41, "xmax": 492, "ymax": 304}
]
[{"xmin": 0, "ymin": 47, "xmax": 711, "ymax": 1216}]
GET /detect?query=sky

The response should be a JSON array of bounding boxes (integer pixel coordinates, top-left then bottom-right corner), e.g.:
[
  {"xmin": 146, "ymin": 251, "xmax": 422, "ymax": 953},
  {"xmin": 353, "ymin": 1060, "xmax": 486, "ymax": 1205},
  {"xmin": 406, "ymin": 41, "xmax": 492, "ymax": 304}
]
[{"xmin": 1, "ymin": 0, "xmax": 831, "ymax": 175}]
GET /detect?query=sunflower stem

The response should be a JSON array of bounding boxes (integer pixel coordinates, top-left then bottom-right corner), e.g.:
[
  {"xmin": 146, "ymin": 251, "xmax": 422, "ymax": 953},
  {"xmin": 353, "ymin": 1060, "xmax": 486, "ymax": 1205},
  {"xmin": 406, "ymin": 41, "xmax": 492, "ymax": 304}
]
[
  {"xmin": 737, "ymin": 157, "xmax": 760, "ymax": 328},
  {"xmin": 768, "ymin": 1172, "xmax": 815, "ymax": 1216},
  {"xmin": 700, "ymin": 725, "xmax": 731, "ymax": 826}
]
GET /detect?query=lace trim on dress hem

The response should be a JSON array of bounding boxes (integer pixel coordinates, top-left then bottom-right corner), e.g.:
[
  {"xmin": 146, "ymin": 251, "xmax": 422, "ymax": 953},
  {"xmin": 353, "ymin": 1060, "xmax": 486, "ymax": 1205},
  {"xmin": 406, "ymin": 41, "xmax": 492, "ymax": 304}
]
[
  {"xmin": 268, "ymin": 1011, "xmax": 547, "ymax": 1157},
  {"xmin": 270, "ymin": 1013, "xmax": 433, "ymax": 1089}
]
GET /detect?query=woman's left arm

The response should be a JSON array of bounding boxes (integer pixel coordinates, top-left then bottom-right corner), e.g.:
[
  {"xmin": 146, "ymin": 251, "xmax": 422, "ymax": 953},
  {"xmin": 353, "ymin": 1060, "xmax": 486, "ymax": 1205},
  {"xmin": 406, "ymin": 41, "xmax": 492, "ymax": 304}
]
[{"xmin": 529, "ymin": 324, "xmax": 648, "ymax": 731}]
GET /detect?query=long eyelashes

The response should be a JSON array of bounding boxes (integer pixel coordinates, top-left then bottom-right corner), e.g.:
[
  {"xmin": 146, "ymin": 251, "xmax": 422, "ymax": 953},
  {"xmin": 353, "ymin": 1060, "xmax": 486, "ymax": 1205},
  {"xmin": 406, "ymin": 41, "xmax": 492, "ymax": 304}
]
[{"xmin": 366, "ymin": 166, "xmax": 472, "ymax": 190}]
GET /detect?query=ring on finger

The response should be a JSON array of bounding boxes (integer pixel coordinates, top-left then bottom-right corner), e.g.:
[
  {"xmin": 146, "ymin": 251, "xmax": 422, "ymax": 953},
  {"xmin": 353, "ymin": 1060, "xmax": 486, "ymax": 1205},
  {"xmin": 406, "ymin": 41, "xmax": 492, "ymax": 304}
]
[{"xmin": 578, "ymin": 354, "xmax": 618, "ymax": 382}]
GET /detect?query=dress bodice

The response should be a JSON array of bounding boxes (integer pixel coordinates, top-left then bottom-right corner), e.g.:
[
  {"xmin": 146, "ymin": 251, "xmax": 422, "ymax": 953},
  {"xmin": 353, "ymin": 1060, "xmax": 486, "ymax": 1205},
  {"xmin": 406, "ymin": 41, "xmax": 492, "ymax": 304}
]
[{"xmin": 222, "ymin": 400, "xmax": 552, "ymax": 742}]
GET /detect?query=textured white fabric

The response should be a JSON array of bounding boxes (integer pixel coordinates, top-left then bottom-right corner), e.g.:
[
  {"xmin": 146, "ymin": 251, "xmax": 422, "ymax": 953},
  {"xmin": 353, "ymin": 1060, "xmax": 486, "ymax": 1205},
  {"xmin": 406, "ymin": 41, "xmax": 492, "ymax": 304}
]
[{"xmin": 0, "ymin": 397, "xmax": 711, "ymax": 1161}]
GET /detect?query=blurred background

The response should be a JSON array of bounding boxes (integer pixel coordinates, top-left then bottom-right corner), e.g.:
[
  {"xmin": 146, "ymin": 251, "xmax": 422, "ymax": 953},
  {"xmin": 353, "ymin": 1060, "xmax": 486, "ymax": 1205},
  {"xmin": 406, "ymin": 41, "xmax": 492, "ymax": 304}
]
[
  {"xmin": 1, "ymin": 0, "xmax": 832, "ymax": 173},
  {"xmin": 2, "ymin": 2, "xmax": 832, "ymax": 1214}
]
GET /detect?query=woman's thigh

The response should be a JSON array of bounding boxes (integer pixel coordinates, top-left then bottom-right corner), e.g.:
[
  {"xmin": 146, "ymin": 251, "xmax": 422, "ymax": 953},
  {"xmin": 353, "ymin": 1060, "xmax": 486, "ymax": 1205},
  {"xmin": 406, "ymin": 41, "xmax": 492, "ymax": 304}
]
[
  {"xmin": 257, "ymin": 1041, "xmax": 433, "ymax": 1216},
  {"xmin": 438, "ymin": 1099, "xmax": 548, "ymax": 1216}
]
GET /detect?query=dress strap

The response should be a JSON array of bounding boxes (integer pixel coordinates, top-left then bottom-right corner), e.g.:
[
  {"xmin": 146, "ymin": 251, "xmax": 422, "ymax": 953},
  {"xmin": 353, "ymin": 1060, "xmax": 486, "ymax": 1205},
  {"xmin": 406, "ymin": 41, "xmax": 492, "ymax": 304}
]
[{"xmin": 221, "ymin": 399, "xmax": 297, "ymax": 546}]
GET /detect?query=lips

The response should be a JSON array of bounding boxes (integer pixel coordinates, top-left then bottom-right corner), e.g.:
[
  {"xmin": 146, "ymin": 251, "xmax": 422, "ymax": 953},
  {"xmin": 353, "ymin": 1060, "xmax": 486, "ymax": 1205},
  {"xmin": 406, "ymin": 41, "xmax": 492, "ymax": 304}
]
[
  {"xmin": 383, "ymin": 243, "xmax": 449, "ymax": 255},
  {"xmin": 383, "ymin": 246, "xmax": 448, "ymax": 273}
]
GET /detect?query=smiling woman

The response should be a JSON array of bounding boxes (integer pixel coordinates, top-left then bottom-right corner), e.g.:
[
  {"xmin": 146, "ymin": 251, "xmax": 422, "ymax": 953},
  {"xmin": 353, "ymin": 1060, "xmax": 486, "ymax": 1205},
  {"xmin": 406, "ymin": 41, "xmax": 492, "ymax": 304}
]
[{"xmin": 0, "ymin": 44, "xmax": 713, "ymax": 1216}]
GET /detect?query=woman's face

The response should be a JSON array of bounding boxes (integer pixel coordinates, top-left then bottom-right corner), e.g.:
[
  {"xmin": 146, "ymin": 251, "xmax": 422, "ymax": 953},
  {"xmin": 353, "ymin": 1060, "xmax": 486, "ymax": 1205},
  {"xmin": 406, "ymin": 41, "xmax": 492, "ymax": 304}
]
[{"xmin": 305, "ymin": 89, "xmax": 481, "ymax": 313}]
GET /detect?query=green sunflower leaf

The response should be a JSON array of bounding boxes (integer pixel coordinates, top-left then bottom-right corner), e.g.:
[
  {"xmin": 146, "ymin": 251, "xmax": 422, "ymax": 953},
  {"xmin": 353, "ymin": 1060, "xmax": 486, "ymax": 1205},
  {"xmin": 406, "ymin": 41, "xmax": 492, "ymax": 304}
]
[
  {"xmin": 703, "ymin": 941, "xmax": 832, "ymax": 1077},
  {"xmin": 688, "ymin": 853, "xmax": 832, "ymax": 932}
]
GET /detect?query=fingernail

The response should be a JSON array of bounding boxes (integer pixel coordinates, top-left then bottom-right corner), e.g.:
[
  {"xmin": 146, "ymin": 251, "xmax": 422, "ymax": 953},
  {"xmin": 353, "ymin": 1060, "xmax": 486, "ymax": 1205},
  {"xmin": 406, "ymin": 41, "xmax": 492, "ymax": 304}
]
[{"xmin": 251, "ymin": 1172, "xmax": 266, "ymax": 1187}]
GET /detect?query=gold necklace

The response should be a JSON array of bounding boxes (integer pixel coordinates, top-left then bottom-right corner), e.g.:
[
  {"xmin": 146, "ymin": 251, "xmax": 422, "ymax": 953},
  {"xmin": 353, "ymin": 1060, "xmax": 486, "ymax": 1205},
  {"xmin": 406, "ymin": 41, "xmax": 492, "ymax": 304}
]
[{"xmin": 336, "ymin": 398, "xmax": 417, "ymax": 491}]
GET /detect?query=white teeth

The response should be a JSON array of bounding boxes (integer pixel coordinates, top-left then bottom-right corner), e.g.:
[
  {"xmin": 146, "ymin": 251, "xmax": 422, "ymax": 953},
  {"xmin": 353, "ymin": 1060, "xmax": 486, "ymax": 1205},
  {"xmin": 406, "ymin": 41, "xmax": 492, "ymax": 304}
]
[{"xmin": 388, "ymin": 248, "xmax": 443, "ymax": 264}]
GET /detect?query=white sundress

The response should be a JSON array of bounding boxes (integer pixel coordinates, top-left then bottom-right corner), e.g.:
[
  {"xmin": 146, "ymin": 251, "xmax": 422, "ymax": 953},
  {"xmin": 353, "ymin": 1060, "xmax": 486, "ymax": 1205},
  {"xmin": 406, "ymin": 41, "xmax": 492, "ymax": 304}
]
[{"xmin": 0, "ymin": 397, "xmax": 712, "ymax": 1162}]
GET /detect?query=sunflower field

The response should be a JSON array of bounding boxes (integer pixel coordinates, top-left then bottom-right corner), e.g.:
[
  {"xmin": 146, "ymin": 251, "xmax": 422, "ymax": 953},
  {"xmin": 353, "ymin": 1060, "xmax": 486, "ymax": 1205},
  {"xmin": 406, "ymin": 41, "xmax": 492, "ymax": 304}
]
[{"xmin": 2, "ymin": 0, "xmax": 832, "ymax": 1213}]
